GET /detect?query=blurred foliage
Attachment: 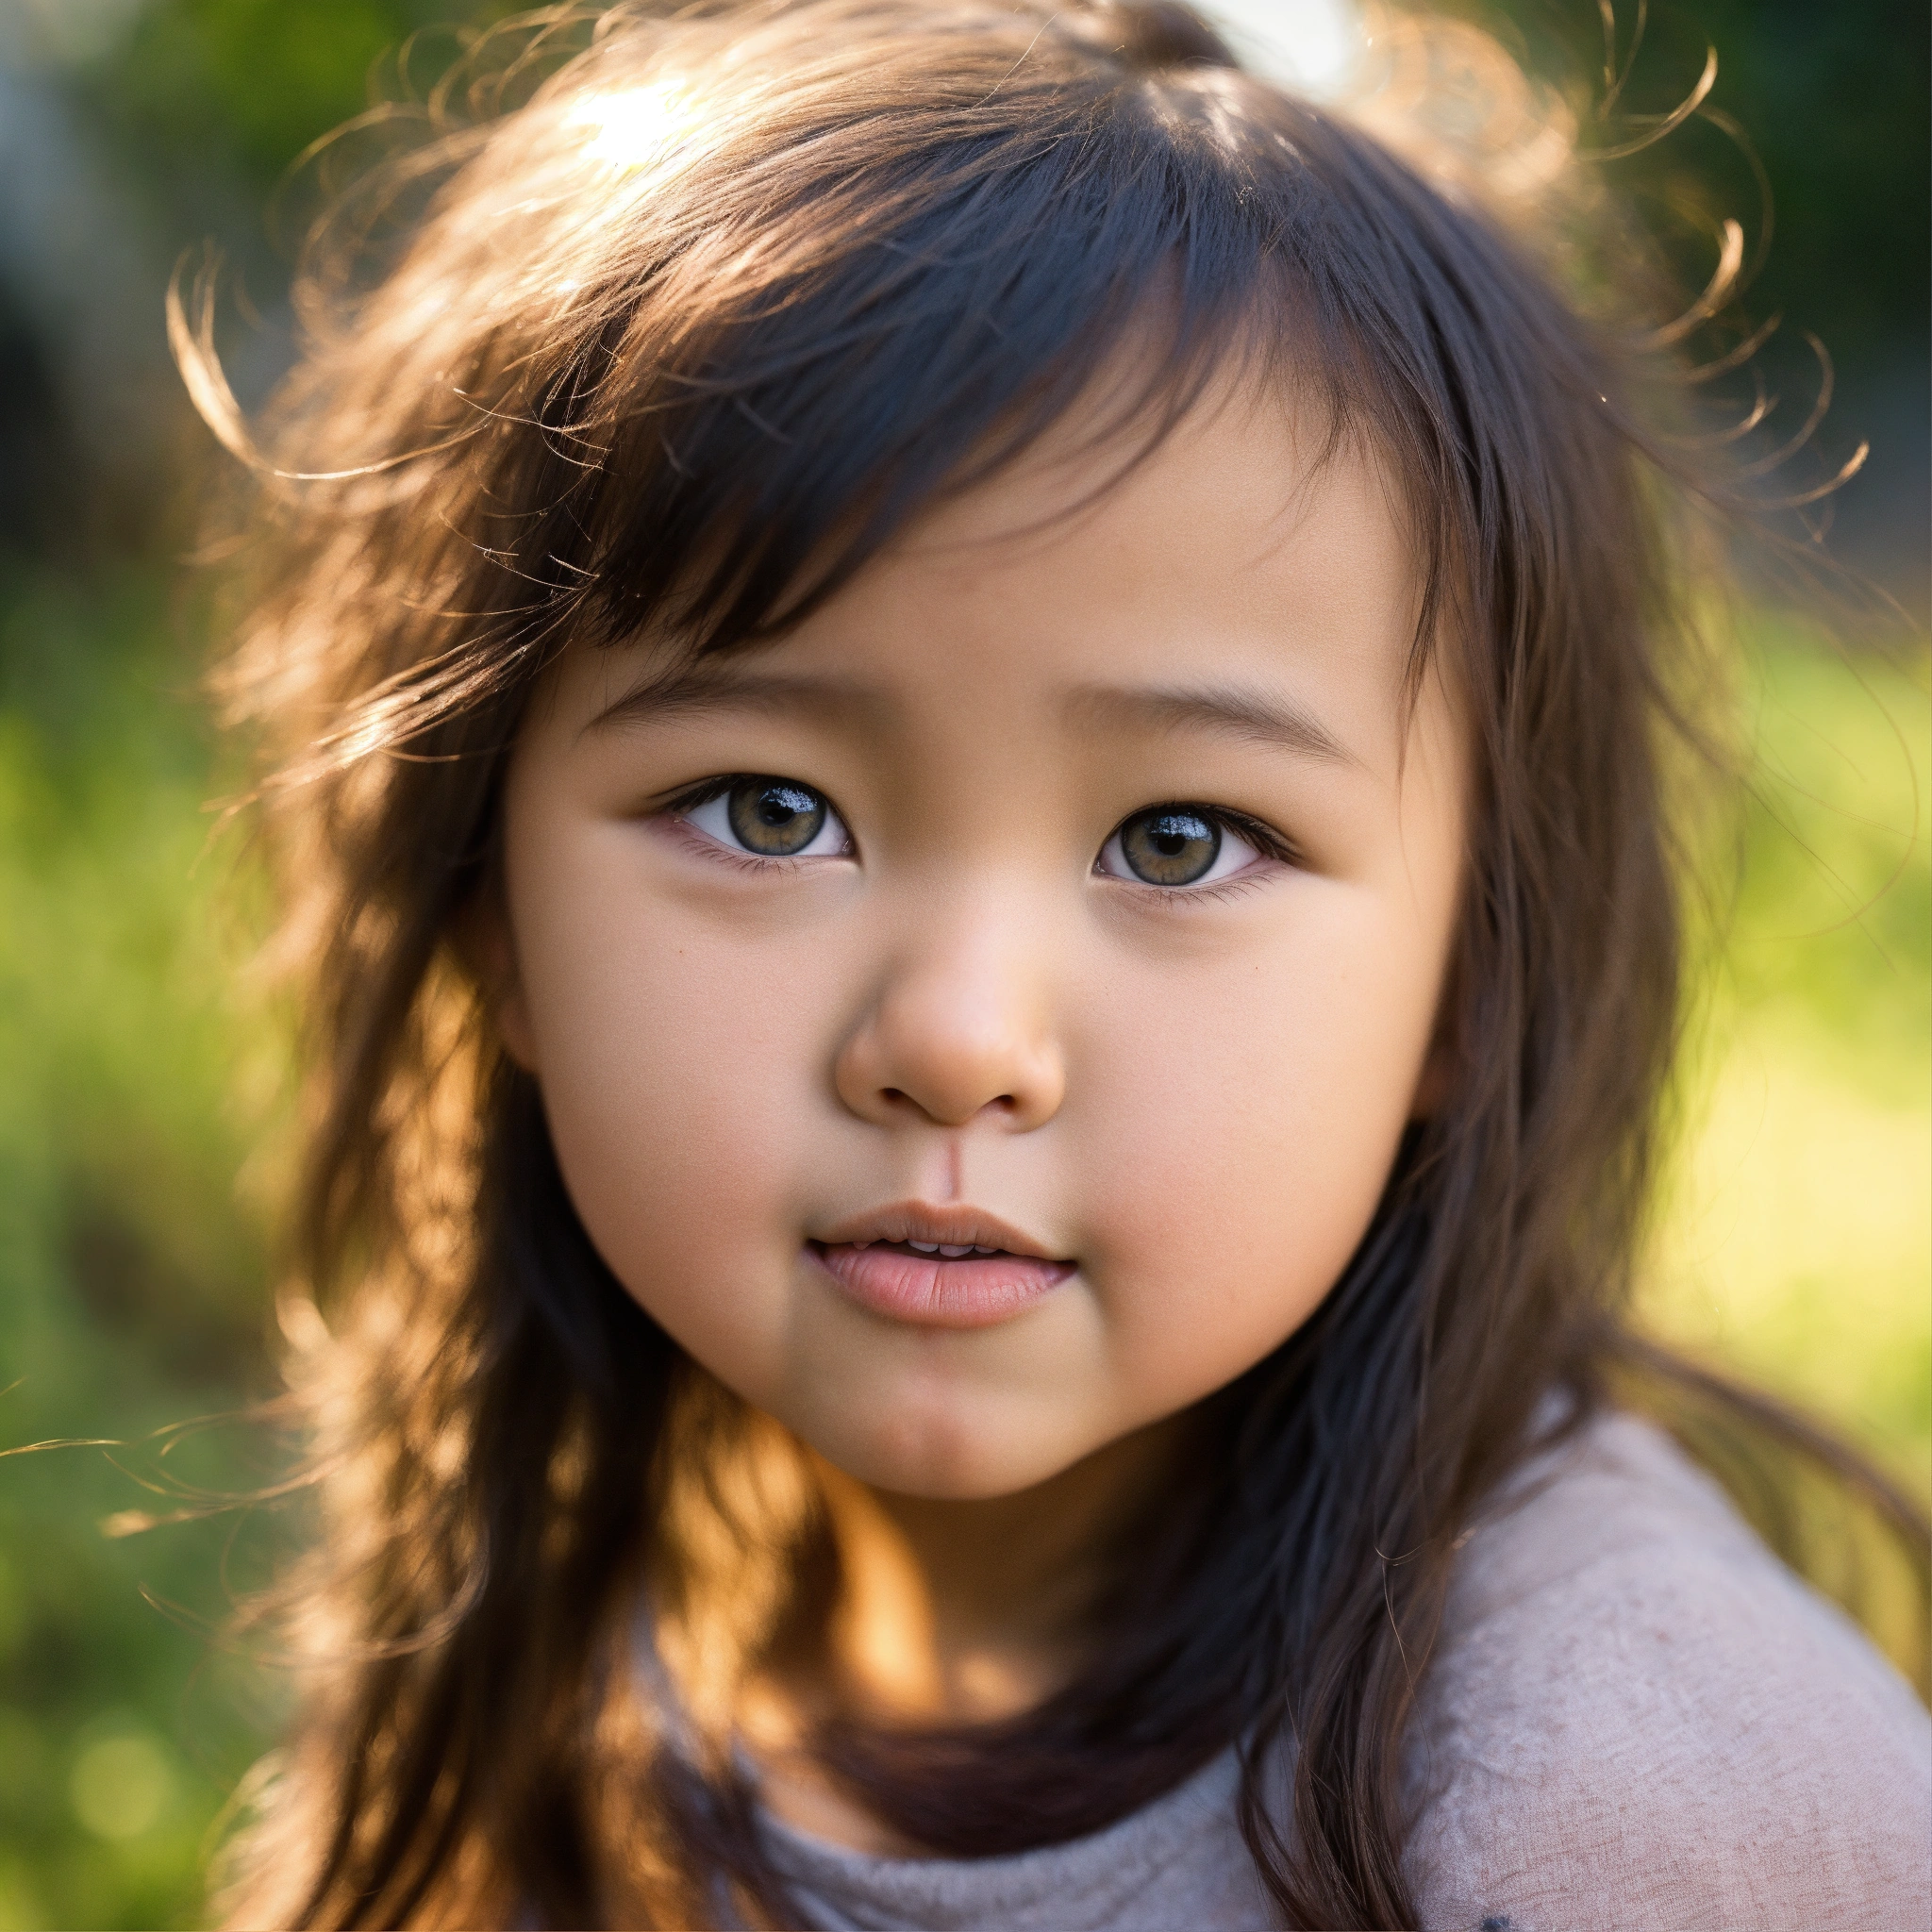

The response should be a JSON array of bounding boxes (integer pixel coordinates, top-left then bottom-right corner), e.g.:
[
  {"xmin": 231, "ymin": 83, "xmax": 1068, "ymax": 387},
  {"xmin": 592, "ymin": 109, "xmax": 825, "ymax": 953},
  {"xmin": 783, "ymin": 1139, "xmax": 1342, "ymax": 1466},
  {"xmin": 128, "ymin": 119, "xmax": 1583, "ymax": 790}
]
[
  {"xmin": 0, "ymin": 0, "xmax": 1925, "ymax": 1925},
  {"xmin": 1484, "ymin": 0, "xmax": 1930, "ymax": 595},
  {"xmin": 0, "ymin": 565, "xmax": 290, "ymax": 1929},
  {"xmin": 75, "ymin": 0, "xmax": 512, "ymax": 189},
  {"xmin": 1491, "ymin": 0, "xmax": 1928, "ymax": 370},
  {"xmin": 1649, "ymin": 626, "xmax": 1931, "ymax": 1476},
  {"xmin": 1641, "ymin": 623, "xmax": 1931, "ymax": 1693}
]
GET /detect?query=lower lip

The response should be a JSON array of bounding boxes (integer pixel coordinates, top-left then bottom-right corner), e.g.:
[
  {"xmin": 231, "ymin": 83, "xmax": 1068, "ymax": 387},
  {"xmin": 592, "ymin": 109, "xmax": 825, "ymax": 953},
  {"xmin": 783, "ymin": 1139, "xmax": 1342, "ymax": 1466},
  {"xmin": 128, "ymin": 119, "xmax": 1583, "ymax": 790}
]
[{"xmin": 809, "ymin": 1243, "xmax": 1075, "ymax": 1329}]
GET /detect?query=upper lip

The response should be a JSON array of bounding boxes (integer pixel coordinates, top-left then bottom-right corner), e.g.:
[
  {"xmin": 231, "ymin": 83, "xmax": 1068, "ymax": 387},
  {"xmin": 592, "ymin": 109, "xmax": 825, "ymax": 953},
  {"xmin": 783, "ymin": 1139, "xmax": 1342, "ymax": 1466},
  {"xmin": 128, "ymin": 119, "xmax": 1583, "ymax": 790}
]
[{"xmin": 813, "ymin": 1202, "xmax": 1065, "ymax": 1260}]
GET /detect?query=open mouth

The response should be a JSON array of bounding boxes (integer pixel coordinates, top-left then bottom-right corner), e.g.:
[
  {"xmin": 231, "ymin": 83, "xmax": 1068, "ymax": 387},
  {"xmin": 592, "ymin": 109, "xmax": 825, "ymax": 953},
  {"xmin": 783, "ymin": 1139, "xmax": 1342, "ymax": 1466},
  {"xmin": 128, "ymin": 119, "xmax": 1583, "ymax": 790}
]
[
  {"xmin": 845, "ymin": 1238, "xmax": 1010, "ymax": 1257},
  {"xmin": 808, "ymin": 1239, "xmax": 1074, "ymax": 1329}
]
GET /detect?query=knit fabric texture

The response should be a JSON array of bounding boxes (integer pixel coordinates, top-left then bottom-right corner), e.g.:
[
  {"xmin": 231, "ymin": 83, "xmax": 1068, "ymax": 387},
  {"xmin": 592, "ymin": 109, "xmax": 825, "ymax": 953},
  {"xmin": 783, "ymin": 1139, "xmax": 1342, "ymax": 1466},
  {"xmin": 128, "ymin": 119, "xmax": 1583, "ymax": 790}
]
[{"xmin": 754, "ymin": 1413, "xmax": 1932, "ymax": 1932}]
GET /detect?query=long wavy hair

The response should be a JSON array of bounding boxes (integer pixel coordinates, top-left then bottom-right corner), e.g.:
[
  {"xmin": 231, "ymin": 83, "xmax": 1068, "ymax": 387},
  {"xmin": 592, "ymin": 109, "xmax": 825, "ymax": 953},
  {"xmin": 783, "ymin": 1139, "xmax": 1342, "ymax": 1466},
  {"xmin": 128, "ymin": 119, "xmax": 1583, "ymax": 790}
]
[{"xmin": 180, "ymin": 2, "xmax": 1926, "ymax": 1924}]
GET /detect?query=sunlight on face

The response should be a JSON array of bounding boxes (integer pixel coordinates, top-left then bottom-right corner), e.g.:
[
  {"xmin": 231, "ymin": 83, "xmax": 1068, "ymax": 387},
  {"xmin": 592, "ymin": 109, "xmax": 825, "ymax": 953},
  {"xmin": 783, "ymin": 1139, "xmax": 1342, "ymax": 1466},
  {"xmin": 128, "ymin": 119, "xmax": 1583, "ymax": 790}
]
[{"xmin": 499, "ymin": 381, "xmax": 1467, "ymax": 1498}]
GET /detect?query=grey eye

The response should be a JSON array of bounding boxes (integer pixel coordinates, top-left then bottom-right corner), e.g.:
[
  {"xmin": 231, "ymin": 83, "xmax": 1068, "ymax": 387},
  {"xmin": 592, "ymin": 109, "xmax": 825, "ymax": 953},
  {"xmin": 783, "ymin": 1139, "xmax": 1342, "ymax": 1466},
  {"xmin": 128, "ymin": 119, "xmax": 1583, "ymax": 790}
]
[
  {"xmin": 1116, "ymin": 808, "xmax": 1220, "ymax": 885},
  {"xmin": 1096, "ymin": 806, "xmax": 1264, "ymax": 890},
  {"xmin": 683, "ymin": 778, "xmax": 848, "ymax": 858},
  {"xmin": 729, "ymin": 779, "xmax": 825, "ymax": 855}
]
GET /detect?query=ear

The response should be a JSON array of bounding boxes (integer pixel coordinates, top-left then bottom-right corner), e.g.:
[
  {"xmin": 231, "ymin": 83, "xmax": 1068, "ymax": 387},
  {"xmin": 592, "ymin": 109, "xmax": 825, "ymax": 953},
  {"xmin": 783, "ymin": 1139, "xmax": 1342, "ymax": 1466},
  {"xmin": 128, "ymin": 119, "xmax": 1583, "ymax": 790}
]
[{"xmin": 456, "ymin": 886, "xmax": 540, "ymax": 1074}]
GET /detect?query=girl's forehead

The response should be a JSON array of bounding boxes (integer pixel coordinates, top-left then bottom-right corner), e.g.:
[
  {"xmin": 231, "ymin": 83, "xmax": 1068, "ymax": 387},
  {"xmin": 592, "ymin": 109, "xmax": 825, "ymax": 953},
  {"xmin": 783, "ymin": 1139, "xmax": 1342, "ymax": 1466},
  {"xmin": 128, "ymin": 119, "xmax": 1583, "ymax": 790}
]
[
  {"xmin": 550, "ymin": 385, "xmax": 1441, "ymax": 777},
  {"xmin": 896, "ymin": 352, "xmax": 1395, "ymax": 570}
]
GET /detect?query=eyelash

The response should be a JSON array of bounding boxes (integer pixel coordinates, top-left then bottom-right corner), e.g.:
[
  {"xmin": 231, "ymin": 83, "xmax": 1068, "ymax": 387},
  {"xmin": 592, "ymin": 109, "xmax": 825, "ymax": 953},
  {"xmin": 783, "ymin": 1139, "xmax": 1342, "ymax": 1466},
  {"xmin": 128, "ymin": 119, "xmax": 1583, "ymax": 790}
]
[
  {"xmin": 660, "ymin": 778, "xmax": 1299, "ymax": 894},
  {"xmin": 660, "ymin": 774, "xmax": 843, "ymax": 874}
]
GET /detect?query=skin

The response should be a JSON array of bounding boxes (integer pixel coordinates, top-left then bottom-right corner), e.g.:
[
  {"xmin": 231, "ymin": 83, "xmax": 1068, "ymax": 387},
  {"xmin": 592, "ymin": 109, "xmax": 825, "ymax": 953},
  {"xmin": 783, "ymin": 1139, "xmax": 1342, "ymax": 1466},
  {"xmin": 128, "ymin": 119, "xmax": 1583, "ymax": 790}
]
[{"xmin": 494, "ymin": 377, "xmax": 1469, "ymax": 1837}]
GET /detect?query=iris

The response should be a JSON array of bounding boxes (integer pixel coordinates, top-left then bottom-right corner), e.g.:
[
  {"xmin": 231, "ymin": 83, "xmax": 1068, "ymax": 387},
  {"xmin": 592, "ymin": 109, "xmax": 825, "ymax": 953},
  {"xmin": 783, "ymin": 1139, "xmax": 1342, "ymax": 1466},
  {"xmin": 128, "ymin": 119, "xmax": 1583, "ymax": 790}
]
[
  {"xmin": 1118, "ymin": 808, "xmax": 1221, "ymax": 886},
  {"xmin": 727, "ymin": 780, "xmax": 827, "ymax": 856}
]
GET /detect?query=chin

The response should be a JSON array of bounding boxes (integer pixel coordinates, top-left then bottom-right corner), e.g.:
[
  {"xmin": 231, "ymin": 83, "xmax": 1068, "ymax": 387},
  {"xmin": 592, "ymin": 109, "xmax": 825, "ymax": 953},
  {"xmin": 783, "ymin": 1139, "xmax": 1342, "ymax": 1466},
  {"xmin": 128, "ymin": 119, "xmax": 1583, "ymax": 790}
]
[{"xmin": 793, "ymin": 1383, "xmax": 1092, "ymax": 1501}]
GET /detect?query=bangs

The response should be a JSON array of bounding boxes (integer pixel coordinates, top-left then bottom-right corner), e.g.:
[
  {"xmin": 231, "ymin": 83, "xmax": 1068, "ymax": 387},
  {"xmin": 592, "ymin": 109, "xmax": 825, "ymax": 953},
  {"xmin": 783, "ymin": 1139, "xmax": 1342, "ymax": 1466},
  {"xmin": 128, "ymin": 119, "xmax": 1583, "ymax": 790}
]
[{"xmin": 585, "ymin": 143, "xmax": 1295, "ymax": 657}]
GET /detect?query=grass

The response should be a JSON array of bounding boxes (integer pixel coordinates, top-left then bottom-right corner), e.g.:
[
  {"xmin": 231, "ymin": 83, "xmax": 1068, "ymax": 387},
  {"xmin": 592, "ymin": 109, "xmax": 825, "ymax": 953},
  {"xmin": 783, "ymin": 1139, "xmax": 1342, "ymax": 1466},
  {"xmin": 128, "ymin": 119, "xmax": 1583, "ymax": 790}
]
[{"xmin": 0, "ymin": 570, "xmax": 1924, "ymax": 1926}]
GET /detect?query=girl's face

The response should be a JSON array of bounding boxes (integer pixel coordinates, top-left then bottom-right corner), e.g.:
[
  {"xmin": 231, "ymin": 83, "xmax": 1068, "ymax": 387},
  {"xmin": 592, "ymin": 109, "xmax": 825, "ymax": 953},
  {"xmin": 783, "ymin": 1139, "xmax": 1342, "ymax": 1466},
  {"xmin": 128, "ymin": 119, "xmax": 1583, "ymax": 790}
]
[{"xmin": 499, "ymin": 385, "xmax": 1467, "ymax": 1499}]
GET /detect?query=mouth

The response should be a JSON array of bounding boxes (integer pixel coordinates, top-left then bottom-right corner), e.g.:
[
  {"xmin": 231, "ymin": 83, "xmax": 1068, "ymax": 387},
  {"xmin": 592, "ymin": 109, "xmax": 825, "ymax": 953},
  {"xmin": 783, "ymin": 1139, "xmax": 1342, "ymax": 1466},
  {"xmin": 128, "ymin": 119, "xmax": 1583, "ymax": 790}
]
[{"xmin": 808, "ymin": 1204, "xmax": 1075, "ymax": 1329}]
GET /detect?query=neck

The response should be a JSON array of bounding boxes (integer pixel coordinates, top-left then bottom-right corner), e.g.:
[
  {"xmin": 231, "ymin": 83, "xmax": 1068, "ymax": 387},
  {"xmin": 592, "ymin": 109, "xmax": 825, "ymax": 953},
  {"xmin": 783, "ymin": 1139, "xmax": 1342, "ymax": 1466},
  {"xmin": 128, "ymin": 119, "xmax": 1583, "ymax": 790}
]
[
  {"xmin": 718, "ymin": 1410, "xmax": 1185, "ymax": 1853},
  {"xmin": 805, "ymin": 1419, "xmax": 1183, "ymax": 1727}
]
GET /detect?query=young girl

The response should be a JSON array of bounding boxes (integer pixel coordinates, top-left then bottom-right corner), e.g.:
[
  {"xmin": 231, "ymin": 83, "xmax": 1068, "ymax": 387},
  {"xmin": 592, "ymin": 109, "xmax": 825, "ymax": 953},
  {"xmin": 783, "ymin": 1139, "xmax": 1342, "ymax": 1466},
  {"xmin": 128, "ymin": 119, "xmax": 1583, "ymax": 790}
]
[{"xmin": 182, "ymin": 2, "xmax": 1930, "ymax": 1924}]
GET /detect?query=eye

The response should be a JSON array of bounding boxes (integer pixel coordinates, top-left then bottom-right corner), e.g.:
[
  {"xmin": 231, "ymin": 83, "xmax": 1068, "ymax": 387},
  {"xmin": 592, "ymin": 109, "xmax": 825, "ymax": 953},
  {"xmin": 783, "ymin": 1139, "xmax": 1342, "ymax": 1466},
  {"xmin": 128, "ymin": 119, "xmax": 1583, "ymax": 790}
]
[
  {"xmin": 1097, "ymin": 806, "xmax": 1266, "ymax": 889},
  {"xmin": 682, "ymin": 777, "xmax": 851, "ymax": 858}
]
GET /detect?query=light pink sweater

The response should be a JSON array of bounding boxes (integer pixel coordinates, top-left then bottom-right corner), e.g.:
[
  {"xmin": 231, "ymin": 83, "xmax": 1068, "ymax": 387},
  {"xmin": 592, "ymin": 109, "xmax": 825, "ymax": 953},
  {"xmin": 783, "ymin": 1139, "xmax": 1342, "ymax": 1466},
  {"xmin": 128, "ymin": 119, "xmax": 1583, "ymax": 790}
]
[{"xmin": 757, "ymin": 1413, "xmax": 1932, "ymax": 1930}]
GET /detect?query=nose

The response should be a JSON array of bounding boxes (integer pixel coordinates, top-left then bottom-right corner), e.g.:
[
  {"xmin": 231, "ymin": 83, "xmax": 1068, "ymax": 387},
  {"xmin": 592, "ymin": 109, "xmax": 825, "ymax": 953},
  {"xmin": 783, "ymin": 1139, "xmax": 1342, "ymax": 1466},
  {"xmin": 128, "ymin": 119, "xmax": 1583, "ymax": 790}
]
[{"xmin": 833, "ymin": 903, "xmax": 1066, "ymax": 1132}]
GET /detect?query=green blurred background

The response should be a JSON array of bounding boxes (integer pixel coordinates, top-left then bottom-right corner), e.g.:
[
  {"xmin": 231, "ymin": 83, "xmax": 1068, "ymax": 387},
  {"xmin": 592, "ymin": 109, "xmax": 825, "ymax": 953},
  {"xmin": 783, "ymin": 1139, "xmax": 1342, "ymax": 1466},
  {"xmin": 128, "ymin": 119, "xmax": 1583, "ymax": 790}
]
[{"xmin": 0, "ymin": 0, "xmax": 1924, "ymax": 1923}]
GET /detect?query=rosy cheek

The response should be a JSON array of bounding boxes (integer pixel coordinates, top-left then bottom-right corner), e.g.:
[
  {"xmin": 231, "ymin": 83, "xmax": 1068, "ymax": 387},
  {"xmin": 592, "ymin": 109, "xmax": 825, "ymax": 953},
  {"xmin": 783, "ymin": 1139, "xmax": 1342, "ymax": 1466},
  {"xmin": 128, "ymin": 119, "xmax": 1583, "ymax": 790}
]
[
  {"xmin": 521, "ymin": 885, "xmax": 852, "ymax": 1390},
  {"xmin": 1069, "ymin": 917, "xmax": 1424, "ymax": 1388}
]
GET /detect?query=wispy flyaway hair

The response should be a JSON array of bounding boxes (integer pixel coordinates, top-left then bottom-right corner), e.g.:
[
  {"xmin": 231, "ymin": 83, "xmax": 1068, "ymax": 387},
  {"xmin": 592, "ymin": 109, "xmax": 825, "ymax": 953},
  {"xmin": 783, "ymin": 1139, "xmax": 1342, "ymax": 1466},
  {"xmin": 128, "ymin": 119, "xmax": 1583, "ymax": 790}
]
[{"xmin": 176, "ymin": 3, "xmax": 1924, "ymax": 1925}]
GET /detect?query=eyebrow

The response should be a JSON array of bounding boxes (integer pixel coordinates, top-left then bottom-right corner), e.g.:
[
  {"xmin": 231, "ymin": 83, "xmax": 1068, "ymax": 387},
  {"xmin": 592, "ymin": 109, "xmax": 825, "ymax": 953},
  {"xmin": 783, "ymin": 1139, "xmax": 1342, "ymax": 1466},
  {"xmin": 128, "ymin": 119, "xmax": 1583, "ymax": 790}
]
[
  {"xmin": 1063, "ymin": 680, "xmax": 1357, "ymax": 766},
  {"xmin": 580, "ymin": 662, "xmax": 873, "ymax": 737},
  {"xmin": 583, "ymin": 661, "xmax": 1357, "ymax": 766}
]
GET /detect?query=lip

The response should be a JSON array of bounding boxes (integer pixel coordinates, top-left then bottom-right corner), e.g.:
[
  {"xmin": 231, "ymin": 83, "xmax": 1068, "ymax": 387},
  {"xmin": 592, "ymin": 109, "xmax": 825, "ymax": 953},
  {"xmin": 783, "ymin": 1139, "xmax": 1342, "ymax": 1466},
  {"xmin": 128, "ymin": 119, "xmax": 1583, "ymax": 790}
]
[{"xmin": 808, "ymin": 1201, "xmax": 1074, "ymax": 1329}]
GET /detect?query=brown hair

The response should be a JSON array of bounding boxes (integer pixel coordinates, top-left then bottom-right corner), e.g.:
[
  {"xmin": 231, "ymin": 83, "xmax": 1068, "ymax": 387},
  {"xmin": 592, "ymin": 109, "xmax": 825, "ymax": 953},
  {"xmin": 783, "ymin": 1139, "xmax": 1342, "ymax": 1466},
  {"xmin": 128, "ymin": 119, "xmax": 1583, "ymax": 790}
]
[{"xmin": 179, "ymin": 3, "xmax": 1926, "ymax": 1924}]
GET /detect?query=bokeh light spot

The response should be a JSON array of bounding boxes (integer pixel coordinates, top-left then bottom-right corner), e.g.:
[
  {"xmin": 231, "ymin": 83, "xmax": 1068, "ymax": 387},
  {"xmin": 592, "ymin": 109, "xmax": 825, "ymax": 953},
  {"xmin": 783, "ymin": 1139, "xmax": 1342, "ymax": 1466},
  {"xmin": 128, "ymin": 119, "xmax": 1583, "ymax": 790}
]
[{"xmin": 69, "ymin": 1731, "xmax": 174, "ymax": 1841}]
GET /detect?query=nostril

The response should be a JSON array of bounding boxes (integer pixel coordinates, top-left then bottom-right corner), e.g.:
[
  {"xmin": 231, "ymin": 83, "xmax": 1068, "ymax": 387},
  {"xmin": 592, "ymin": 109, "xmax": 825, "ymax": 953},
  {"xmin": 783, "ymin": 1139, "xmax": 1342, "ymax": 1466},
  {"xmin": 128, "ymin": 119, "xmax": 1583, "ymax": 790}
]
[{"xmin": 873, "ymin": 1086, "xmax": 1021, "ymax": 1122}]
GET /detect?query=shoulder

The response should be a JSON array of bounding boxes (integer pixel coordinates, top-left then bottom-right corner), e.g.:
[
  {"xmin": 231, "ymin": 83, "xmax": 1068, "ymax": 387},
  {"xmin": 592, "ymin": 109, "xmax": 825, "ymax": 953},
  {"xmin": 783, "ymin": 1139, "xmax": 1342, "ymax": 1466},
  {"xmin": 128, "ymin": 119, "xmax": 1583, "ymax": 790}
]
[{"xmin": 1407, "ymin": 1409, "xmax": 1932, "ymax": 1932}]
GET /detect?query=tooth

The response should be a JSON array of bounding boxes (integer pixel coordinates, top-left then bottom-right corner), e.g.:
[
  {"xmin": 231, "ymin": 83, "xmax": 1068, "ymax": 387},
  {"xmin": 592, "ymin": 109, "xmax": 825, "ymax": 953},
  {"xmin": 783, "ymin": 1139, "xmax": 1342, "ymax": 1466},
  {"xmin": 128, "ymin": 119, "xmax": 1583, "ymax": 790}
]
[
  {"xmin": 853, "ymin": 1241, "xmax": 870, "ymax": 1250},
  {"xmin": 973, "ymin": 1245, "xmax": 993, "ymax": 1255},
  {"xmin": 908, "ymin": 1241, "xmax": 940, "ymax": 1254},
  {"xmin": 939, "ymin": 1244, "xmax": 970, "ymax": 1257}
]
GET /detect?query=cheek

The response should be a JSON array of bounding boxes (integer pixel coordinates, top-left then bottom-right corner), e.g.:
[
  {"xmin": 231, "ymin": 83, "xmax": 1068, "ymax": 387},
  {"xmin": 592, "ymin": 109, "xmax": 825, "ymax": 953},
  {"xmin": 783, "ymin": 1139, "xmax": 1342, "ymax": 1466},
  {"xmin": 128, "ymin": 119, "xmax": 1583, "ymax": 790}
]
[
  {"xmin": 1073, "ymin": 891, "xmax": 1438, "ymax": 1393},
  {"xmin": 504, "ymin": 819, "xmax": 838, "ymax": 1388}
]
